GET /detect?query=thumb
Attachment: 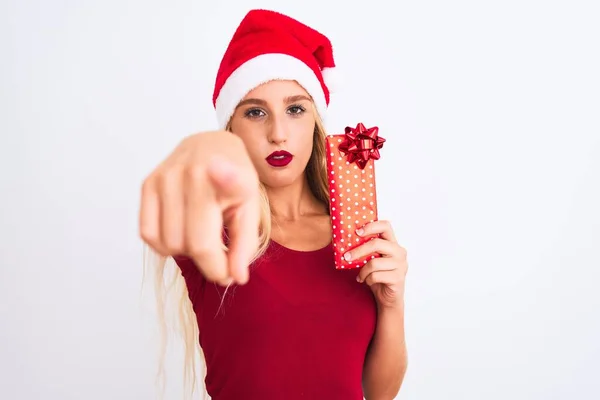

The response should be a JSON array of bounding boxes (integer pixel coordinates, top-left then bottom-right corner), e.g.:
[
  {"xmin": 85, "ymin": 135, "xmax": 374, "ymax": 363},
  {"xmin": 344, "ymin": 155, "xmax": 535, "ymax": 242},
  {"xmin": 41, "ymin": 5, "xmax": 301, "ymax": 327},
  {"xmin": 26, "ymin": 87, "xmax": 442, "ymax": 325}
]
[{"xmin": 207, "ymin": 155, "xmax": 256, "ymax": 205}]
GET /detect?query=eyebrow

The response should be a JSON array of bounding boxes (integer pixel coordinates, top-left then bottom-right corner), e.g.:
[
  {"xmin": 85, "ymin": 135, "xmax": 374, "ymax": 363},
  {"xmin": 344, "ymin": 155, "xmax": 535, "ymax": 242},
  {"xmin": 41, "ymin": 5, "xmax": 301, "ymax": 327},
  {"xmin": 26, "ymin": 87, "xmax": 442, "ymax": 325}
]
[
  {"xmin": 236, "ymin": 94, "xmax": 312, "ymax": 109},
  {"xmin": 284, "ymin": 95, "xmax": 312, "ymax": 104}
]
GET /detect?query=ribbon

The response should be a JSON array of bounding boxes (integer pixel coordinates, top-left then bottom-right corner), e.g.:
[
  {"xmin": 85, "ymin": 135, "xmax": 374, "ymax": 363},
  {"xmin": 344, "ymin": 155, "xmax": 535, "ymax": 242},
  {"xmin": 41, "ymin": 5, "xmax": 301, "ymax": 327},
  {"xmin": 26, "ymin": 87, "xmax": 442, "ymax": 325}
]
[{"xmin": 338, "ymin": 123, "xmax": 385, "ymax": 169}]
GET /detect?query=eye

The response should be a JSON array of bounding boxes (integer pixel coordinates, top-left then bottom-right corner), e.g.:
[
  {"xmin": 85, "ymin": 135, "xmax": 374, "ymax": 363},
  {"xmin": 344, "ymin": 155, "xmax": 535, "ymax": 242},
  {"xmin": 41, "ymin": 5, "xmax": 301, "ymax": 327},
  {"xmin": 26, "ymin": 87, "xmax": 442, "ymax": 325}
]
[
  {"xmin": 245, "ymin": 108, "xmax": 266, "ymax": 119},
  {"xmin": 287, "ymin": 105, "xmax": 306, "ymax": 115}
]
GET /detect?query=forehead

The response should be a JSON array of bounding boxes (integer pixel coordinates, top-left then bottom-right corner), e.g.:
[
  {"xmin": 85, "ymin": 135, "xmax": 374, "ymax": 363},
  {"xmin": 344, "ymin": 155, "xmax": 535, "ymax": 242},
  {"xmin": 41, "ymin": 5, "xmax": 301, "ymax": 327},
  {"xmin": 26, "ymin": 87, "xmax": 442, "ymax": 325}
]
[{"xmin": 243, "ymin": 79, "xmax": 311, "ymax": 101}]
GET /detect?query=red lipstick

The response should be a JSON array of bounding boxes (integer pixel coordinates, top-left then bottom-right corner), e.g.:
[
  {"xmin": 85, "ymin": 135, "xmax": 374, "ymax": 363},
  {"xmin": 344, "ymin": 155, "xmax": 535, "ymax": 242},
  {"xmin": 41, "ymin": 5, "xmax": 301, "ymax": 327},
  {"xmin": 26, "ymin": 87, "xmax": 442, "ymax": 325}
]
[{"xmin": 266, "ymin": 150, "xmax": 293, "ymax": 167}]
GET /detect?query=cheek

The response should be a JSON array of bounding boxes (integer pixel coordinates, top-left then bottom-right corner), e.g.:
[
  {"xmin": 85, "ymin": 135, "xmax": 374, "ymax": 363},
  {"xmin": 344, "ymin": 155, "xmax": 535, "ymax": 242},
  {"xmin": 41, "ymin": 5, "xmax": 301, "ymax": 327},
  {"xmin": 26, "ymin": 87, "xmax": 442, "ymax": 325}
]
[
  {"xmin": 293, "ymin": 119, "xmax": 316, "ymax": 155},
  {"xmin": 229, "ymin": 121, "xmax": 262, "ymax": 157}
]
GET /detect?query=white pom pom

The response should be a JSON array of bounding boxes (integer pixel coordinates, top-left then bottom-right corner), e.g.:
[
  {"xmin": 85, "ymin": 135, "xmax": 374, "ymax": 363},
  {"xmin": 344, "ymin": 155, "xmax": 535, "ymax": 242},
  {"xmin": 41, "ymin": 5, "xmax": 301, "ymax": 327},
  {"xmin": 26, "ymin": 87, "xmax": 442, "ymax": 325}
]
[{"xmin": 322, "ymin": 67, "xmax": 342, "ymax": 93}]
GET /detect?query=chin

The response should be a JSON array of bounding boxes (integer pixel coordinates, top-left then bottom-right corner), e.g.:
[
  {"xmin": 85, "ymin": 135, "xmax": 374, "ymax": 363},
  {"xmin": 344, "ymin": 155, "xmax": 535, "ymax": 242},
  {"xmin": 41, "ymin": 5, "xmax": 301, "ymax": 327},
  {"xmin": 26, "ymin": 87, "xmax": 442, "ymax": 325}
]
[
  {"xmin": 259, "ymin": 169, "xmax": 303, "ymax": 189},
  {"xmin": 261, "ymin": 175, "xmax": 298, "ymax": 189}
]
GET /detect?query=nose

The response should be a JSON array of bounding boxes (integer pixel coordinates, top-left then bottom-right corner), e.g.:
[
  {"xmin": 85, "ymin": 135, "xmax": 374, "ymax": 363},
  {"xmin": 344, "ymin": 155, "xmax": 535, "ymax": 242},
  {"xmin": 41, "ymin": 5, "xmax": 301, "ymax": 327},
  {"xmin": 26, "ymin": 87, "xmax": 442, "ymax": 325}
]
[{"xmin": 267, "ymin": 115, "xmax": 288, "ymax": 145}]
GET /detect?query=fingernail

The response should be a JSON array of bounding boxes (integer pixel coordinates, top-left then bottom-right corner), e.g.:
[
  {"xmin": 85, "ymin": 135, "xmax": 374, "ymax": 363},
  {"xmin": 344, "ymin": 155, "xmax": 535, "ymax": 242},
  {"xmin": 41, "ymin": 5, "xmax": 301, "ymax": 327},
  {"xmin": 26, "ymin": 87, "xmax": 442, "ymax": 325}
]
[
  {"xmin": 344, "ymin": 252, "xmax": 352, "ymax": 261},
  {"xmin": 356, "ymin": 275, "xmax": 361, "ymax": 282},
  {"xmin": 356, "ymin": 228, "xmax": 364, "ymax": 236},
  {"xmin": 219, "ymin": 277, "xmax": 233, "ymax": 287}
]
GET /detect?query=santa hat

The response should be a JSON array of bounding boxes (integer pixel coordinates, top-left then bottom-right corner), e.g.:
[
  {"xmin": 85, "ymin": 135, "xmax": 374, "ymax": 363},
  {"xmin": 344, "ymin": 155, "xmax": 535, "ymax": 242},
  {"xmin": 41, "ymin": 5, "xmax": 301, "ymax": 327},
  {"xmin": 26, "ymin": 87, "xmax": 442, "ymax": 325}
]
[{"xmin": 212, "ymin": 9, "xmax": 339, "ymax": 129}]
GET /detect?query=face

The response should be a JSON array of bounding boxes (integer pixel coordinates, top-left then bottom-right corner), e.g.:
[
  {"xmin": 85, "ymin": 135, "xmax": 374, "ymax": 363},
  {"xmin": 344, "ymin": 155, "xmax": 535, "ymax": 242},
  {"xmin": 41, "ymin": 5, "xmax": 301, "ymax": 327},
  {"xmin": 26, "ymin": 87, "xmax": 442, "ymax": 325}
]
[{"xmin": 229, "ymin": 80, "xmax": 316, "ymax": 189}]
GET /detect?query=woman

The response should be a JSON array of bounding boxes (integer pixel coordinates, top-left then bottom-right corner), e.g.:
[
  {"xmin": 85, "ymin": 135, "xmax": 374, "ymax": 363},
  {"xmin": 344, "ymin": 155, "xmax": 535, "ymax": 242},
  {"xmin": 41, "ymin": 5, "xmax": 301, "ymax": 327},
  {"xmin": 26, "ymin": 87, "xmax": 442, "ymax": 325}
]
[{"xmin": 139, "ymin": 9, "xmax": 408, "ymax": 400}]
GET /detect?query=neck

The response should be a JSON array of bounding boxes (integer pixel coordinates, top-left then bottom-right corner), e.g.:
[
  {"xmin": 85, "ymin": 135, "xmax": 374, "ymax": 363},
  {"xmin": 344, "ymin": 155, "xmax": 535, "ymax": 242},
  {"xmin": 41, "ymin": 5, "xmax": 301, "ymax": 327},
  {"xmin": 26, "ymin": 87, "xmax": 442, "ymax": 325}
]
[{"xmin": 266, "ymin": 174, "xmax": 325, "ymax": 221}]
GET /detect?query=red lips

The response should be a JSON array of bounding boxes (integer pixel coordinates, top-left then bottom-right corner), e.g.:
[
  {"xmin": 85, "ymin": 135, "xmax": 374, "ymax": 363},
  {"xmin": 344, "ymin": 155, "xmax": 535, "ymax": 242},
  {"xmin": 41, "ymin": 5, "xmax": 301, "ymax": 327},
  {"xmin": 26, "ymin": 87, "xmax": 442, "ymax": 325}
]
[{"xmin": 266, "ymin": 150, "xmax": 293, "ymax": 167}]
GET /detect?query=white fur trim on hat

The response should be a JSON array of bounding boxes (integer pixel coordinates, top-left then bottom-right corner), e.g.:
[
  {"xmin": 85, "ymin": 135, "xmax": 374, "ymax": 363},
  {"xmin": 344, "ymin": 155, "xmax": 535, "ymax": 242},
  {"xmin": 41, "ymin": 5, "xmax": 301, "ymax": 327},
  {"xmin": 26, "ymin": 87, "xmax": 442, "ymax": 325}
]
[
  {"xmin": 321, "ymin": 67, "xmax": 342, "ymax": 93},
  {"xmin": 214, "ymin": 53, "xmax": 328, "ymax": 129}
]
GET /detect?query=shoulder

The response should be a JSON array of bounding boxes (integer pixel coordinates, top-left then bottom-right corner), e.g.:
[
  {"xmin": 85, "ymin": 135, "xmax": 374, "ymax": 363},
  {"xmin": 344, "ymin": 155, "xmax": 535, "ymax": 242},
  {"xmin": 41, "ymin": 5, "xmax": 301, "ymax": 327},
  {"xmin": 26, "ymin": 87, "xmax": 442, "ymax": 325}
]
[
  {"xmin": 172, "ymin": 254, "xmax": 198, "ymax": 275},
  {"xmin": 172, "ymin": 255, "xmax": 207, "ymax": 308}
]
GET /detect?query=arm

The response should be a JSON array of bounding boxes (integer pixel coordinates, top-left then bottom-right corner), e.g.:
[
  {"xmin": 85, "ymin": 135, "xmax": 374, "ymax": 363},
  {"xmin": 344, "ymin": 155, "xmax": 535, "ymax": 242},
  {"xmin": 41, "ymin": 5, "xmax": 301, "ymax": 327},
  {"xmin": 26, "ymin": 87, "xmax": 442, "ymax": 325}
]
[
  {"xmin": 362, "ymin": 303, "xmax": 408, "ymax": 399},
  {"xmin": 345, "ymin": 220, "xmax": 410, "ymax": 399}
]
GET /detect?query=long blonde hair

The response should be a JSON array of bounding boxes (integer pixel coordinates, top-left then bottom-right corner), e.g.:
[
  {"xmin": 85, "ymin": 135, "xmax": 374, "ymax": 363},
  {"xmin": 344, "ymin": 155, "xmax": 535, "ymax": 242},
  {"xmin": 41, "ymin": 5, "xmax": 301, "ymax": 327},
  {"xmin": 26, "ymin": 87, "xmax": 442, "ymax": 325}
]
[{"xmin": 143, "ymin": 105, "xmax": 330, "ymax": 399}]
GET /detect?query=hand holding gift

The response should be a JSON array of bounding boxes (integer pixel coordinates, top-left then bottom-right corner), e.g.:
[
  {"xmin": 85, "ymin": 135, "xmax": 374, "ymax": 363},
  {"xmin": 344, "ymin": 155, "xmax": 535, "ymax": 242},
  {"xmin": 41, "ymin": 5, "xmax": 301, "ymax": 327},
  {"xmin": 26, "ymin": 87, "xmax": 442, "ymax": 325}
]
[
  {"xmin": 350, "ymin": 220, "xmax": 408, "ymax": 309},
  {"xmin": 325, "ymin": 123, "xmax": 408, "ymax": 309}
]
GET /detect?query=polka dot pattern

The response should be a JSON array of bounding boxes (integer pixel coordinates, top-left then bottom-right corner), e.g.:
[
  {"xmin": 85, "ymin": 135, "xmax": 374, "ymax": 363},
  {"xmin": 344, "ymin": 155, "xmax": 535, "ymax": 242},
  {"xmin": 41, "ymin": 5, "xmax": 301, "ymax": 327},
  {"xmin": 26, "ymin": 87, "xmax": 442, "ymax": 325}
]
[{"xmin": 325, "ymin": 134, "xmax": 381, "ymax": 270}]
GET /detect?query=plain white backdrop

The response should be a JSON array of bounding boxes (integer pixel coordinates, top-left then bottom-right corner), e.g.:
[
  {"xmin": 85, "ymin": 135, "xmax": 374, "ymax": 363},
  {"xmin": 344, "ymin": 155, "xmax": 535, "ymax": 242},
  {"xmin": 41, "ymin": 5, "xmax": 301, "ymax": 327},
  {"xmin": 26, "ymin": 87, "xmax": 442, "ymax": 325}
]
[{"xmin": 1, "ymin": 0, "xmax": 599, "ymax": 399}]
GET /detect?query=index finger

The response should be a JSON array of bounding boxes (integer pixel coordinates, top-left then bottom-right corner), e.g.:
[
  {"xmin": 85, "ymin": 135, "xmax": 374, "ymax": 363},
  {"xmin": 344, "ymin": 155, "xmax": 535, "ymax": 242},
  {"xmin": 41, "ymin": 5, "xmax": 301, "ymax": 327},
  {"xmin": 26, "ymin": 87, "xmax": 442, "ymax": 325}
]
[
  {"xmin": 358, "ymin": 219, "xmax": 397, "ymax": 242},
  {"xmin": 208, "ymin": 156, "xmax": 260, "ymax": 284},
  {"xmin": 225, "ymin": 192, "xmax": 260, "ymax": 284},
  {"xmin": 184, "ymin": 171, "xmax": 229, "ymax": 283}
]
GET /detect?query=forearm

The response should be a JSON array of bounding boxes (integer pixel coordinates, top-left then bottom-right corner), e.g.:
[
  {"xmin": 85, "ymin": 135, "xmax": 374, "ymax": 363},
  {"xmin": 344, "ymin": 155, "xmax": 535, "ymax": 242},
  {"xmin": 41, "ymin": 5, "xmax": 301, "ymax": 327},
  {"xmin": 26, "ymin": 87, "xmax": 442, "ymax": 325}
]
[{"xmin": 362, "ymin": 303, "xmax": 408, "ymax": 400}]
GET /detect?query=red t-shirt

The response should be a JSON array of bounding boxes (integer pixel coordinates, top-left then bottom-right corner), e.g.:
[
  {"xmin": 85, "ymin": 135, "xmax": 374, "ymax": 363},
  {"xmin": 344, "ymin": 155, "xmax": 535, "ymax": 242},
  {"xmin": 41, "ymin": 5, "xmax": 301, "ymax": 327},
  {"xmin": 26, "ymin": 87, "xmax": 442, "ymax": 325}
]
[{"xmin": 174, "ymin": 239, "xmax": 377, "ymax": 399}]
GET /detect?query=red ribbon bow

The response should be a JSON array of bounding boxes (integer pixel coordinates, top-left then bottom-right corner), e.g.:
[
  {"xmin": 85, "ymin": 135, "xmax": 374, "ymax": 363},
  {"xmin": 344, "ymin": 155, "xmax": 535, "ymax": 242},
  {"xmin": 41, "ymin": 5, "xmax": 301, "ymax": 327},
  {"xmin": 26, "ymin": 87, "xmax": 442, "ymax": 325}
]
[{"xmin": 338, "ymin": 123, "xmax": 385, "ymax": 169}]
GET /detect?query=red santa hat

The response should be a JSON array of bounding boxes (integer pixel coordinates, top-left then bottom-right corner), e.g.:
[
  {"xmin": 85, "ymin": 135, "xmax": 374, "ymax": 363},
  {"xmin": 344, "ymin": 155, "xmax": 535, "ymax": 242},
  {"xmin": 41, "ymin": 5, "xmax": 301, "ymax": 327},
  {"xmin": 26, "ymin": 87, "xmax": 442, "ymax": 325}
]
[{"xmin": 212, "ymin": 9, "xmax": 339, "ymax": 129}]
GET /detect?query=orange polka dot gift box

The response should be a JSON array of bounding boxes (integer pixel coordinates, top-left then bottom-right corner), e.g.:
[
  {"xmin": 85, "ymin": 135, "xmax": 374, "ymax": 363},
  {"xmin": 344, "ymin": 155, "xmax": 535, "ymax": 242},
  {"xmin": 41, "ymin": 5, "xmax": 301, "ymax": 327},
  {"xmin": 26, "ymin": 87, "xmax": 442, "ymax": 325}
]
[{"xmin": 325, "ymin": 123, "xmax": 386, "ymax": 270}]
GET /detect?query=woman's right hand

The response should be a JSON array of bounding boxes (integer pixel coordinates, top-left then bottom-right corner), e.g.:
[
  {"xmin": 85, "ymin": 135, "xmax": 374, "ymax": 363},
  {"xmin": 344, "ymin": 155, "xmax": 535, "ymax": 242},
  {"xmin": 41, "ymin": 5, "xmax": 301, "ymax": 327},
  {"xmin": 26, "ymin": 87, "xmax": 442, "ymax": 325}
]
[{"xmin": 139, "ymin": 131, "xmax": 261, "ymax": 285}]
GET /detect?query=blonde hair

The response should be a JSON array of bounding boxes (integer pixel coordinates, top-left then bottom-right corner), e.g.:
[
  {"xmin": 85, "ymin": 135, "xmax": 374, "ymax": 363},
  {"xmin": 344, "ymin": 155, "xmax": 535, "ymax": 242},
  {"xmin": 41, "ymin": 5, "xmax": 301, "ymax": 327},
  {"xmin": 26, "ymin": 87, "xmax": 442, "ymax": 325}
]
[{"xmin": 143, "ymin": 104, "xmax": 330, "ymax": 399}]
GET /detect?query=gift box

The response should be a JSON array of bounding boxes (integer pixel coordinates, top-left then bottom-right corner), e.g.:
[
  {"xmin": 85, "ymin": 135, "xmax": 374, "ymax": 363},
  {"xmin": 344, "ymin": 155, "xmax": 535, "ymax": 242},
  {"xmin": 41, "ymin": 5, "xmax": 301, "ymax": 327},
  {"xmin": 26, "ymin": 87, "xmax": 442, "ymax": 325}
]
[{"xmin": 325, "ymin": 123, "xmax": 386, "ymax": 269}]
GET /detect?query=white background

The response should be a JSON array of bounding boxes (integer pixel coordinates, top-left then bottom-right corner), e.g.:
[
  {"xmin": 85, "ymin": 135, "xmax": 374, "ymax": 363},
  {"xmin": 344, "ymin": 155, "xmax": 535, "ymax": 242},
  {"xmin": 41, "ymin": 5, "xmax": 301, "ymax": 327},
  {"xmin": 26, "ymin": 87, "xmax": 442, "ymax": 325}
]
[{"xmin": 1, "ymin": 0, "xmax": 599, "ymax": 399}]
